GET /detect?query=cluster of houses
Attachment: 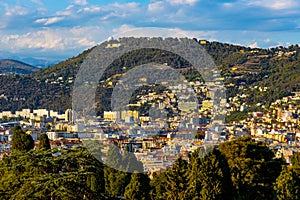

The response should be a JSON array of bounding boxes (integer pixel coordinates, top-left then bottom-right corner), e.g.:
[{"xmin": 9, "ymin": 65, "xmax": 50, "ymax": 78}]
[{"xmin": 0, "ymin": 86, "xmax": 299, "ymax": 172}]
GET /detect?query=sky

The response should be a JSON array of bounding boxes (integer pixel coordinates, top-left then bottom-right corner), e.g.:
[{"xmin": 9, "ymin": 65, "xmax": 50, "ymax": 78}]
[{"xmin": 0, "ymin": 0, "xmax": 299, "ymax": 63}]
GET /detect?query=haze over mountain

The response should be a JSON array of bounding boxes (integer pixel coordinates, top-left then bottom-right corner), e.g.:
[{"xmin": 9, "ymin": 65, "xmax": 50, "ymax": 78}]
[{"xmin": 0, "ymin": 52, "xmax": 60, "ymax": 68}]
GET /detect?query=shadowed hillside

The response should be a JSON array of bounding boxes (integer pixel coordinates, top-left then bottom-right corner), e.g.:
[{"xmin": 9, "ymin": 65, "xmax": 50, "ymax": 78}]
[{"xmin": 0, "ymin": 59, "xmax": 40, "ymax": 75}]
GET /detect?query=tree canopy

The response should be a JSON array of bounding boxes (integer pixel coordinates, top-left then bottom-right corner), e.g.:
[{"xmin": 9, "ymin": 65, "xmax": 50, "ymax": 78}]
[{"xmin": 11, "ymin": 125, "xmax": 34, "ymax": 154}]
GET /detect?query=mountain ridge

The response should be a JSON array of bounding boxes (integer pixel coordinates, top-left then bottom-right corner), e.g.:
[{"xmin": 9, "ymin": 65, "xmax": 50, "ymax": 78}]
[
  {"xmin": 0, "ymin": 59, "xmax": 40, "ymax": 75},
  {"xmin": 0, "ymin": 38, "xmax": 298, "ymax": 113}
]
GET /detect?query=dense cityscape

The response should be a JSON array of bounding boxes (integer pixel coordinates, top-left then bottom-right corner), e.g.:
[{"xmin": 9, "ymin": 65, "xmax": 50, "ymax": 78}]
[{"xmin": 1, "ymin": 0, "xmax": 300, "ymax": 199}]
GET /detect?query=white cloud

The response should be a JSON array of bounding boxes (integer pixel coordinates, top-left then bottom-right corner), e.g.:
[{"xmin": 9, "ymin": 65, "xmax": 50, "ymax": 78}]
[
  {"xmin": 248, "ymin": 0, "xmax": 298, "ymax": 10},
  {"xmin": 0, "ymin": 26, "xmax": 107, "ymax": 55},
  {"xmin": 2, "ymin": 31, "xmax": 64, "ymax": 50},
  {"xmin": 35, "ymin": 17, "xmax": 64, "ymax": 26},
  {"xmin": 111, "ymin": 2, "xmax": 139, "ymax": 10},
  {"xmin": 77, "ymin": 38, "xmax": 95, "ymax": 46},
  {"xmin": 112, "ymin": 24, "xmax": 136, "ymax": 34},
  {"xmin": 80, "ymin": 6, "xmax": 102, "ymax": 13},
  {"xmin": 148, "ymin": 1, "xmax": 165, "ymax": 12},
  {"xmin": 73, "ymin": 0, "xmax": 88, "ymax": 6},
  {"xmin": 56, "ymin": 5, "xmax": 76, "ymax": 16},
  {"xmin": 168, "ymin": 0, "xmax": 198, "ymax": 6},
  {"xmin": 272, "ymin": 41, "xmax": 291, "ymax": 47},
  {"xmin": 223, "ymin": 3, "xmax": 234, "ymax": 8},
  {"xmin": 5, "ymin": 5, "xmax": 30, "ymax": 16}
]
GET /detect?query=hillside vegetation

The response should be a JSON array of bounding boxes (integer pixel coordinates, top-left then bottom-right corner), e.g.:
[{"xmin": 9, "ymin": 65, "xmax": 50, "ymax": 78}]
[
  {"xmin": 0, "ymin": 38, "xmax": 298, "ymax": 113},
  {"xmin": 0, "ymin": 59, "xmax": 40, "ymax": 75}
]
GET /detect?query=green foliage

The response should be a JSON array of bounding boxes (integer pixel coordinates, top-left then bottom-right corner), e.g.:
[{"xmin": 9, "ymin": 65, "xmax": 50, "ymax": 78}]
[
  {"xmin": 0, "ymin": 147, "xmax": 104, "ymax": 199},
  {"xmin": 104, "ymin": 166, "xmax": 130, "ymax": 198},
  {"xmin": 187, "ymin": 148, "xmax": 233, "ymax": 200},
  {"xmin": 1, "ymin": 116, "xmax": 9, "ymax": 123},
  {"xmin": 124, "ymin": 173, "xmax": 150, "ymax": 200},
  {"xmin": 0, "ymin": 39, "xmax": 299, "ymax": 113},
  {"xmin": 149, "ymin": 171, "xmax": 168, "ymax": 200},
  {"xmin": 219, "ymin": 136, "xmax": 284, "ymax": 199},
  {"xmin": 291, "ymin": 152, "xmax": 300, "ymax": 175},
  {"xmin": 225, "ymin": 111, "xmax": 249, "ymax": 123},
  {"xmin": 274, "ymin": 167, "xmax": 300, "ymax": 200},
  {"xmin": 1, "ymin": 136, "xmax": 299, "ymax": 199},
  {"xmin": 38, "ymin": 133, "xmax": 51, "ymax": 150},
  {"xmin": 164, "ymin": 157, "xmax": 188, "ymax": 200},
  {"xmin": 104, "ymin": 145, "xmax": 144, "ymax": 198},
  {"xmin": 11, "ymin": 125, "xmax": 34, "ymax": 154}
]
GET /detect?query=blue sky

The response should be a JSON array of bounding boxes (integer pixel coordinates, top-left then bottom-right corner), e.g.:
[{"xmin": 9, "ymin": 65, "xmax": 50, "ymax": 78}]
[{"xmin": 0, "ymin": 0, "xmax": 299, "ymax": 62}]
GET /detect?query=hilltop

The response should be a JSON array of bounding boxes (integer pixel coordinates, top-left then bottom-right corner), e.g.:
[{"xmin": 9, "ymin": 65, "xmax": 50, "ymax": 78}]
[
  {"xmin": 0, "ymin": 38, "xmax": 298, "ymax": 113},
  {"xmin": 0, "ymin": 59, "xmax": 40, "ymax": 75}
]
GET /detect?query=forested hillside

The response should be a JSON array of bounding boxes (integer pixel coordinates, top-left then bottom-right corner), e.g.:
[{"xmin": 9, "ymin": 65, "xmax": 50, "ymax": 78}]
[
  {"xmin": 0, "ymin": 59, "xmax": 40, "ymax": 75},
  {"xmin": 0, "ymin": 38, "xmax": 298, "ymax": 113}
]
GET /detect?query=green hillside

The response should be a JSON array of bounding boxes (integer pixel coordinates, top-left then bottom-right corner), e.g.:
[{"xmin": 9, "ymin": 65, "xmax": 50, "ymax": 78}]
[{"xmin": 0, "ymin": 38, "xmax": 298, "ymax": 113}]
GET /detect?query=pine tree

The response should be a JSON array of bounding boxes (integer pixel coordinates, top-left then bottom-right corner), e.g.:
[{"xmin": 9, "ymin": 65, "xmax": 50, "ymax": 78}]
[
  {"xmin": 164, "ymin": 157, "xmax": 188, "ymax": 200},
  {"xmin": 39, "ymin": 133, "xmax": 51, "ymax": 150},
  {"xmin": 104, "ymin": 144, "xmax": 131, "ymax": 198},
  {"xmin": 291, "ymin": 152, "xmax": 300, "ymax": 175},
  {"xmin": 149, "ymin": 171, "xmax": 168, "ymax": 200},
  {"xmin": 11, "ymin": 125, "xmax": 34, "ymax": 154},
  {"xmin": 187, "ymin": 148, "xmax": 233, "ymax": 200},
  {"xmin": 0, "ymin": 147, "xmax": 105, "ymax": 199},
  {"xmin": 274, "ymin": 167, "xmax": 300, "ymax": 200},
  {"xmin": 124, "ymin": 173, "xmax": 150, "ymax": 200},
  {"xmin": 219, "ymin": 136, "xmax": 283, "ymax": 199}
]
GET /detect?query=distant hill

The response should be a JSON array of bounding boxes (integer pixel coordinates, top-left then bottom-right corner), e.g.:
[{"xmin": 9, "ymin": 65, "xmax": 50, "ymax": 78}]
[
  {"xmin": 0, "ymin": 38, "xmax": 299, "ymax": 113},
  {"xmin": 0, "ymin": 59, "xmax": 40, "ymax": 75},
  {"xmin": 20, "ymin": 57, "xmax": 60, "ymax": 68}
]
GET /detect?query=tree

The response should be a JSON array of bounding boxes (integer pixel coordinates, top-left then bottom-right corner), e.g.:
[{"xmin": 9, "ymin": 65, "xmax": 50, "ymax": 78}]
[
  {"xmin": 0, "ymin": 147, "xmax": 105, "ymax": 200},
  {"xmin": 124, "ymin": 173, "xmax": 150, "ymax": 200},
  {"xmin": 291, "ymin": 152, "xmax": 300, "ymax": 175},
  {"xmin": 121, "ymin": 147, "xmax": 144, "ymax": 173},
  {"xmin": 274, "ymin": 167, "xmax": 300, "ymax": 200},
  {"xmin": 104, "ymin": 144, "xmax": 131, "ymax": 198},
  {"xmin": 219, "ymin": 136, "xmax": 284, "ymax": 199},
  {"xmin": 11, "ymin": 126, "xmax": 34, "ymax": 154},
  {"xmin": 187, "ymin": 148, "xmax": 233, "ymax": 200},
  {"xmin": 38, "ymin": 133, "xmax": 51, "ymax": 150},
  {"xmin": 164, "ymin": 157, "xmax": 188, "ymax": 200},
  {"xmin": 149, "ymin": 171, "xmax": 168, "ymax": 200}
]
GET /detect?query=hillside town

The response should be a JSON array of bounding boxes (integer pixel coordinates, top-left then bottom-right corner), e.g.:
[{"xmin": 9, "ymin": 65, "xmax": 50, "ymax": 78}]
[{"xmin": 0, "ymin": 82, "xmax": 299, "ymax": 172}]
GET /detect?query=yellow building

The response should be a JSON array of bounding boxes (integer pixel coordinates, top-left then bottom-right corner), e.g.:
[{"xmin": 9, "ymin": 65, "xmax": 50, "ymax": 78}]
[
  {"xmin": 103, "ymin": 111, "xmax": 121, "ymax": 122},
  {"xmin": 121, "ymin": 110, "xmax": 139, "ymax": 121},
  {"xmin": 201, "ymin": 100, "xmax": 214, "ymax": 110},
  {"xmin": 199, "ymin": 40, "xmax": 207, "ymax": 45}
]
